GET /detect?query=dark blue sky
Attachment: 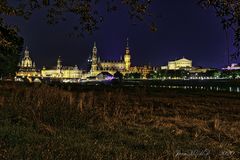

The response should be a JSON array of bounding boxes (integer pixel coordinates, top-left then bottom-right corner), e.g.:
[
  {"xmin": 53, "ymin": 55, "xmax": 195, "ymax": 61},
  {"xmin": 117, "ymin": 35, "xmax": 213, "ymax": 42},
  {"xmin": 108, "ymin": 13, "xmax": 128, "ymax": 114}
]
[{"xmin": 6, "ymin": 0, "xmax": 235, "ymax": 69}]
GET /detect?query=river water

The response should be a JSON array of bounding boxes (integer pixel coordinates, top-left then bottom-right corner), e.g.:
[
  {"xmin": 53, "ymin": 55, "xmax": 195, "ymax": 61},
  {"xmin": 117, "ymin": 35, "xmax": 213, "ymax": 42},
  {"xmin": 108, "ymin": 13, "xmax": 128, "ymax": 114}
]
[
  {"xmin": 123, "ymin": 79, "xmax": 240, "ymax": 93},
  {"xmin": 149, "ymin": 85, "xmax": 240, "ymax": 93}
]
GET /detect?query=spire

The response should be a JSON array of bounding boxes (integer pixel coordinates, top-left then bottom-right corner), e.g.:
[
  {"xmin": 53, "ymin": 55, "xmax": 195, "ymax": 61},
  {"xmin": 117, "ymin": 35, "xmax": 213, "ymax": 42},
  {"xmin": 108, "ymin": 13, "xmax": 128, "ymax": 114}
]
[
  {"xmin": 24, "ymin": 46, "xmax": 30, "ymax": 57},
  {"xmin": 91, "ymin": 42, "xmax": 98, "ymax": 73},
  {"xmin": 125, "ymin": 38, "xmax": 130, "ymax": 55},
  {"xmin": 57, "ymin": 56, "xmax": 61, "ymax": 63},
  {"xmin": 124, "ymin": 37, "xmax": 131, "ymax": 71},
  {"xmin": 57, "ymin": 56, "xmax": 62, "ymax": 69},
  {"xmin": 92, "ymin": 42, "xmax": 97, "ymax": 56}
]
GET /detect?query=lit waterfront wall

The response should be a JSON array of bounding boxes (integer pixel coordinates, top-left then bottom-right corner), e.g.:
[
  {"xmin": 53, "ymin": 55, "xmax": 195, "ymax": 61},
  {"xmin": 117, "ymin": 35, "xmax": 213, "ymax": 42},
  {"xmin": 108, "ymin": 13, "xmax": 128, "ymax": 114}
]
[
  {"xmin": 41, "ymin": 69, "xmax": 82, "ymax": 78},
  {"xmin": 16, "ymin": 71, "xmax": 40, "ymax": 77}
]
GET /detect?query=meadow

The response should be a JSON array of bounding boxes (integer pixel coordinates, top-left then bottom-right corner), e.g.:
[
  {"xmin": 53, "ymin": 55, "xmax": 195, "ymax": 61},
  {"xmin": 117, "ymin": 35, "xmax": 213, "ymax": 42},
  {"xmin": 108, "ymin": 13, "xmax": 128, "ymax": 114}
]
[{"xmin": 0, "ymin": 81, "xmax": 240, "ymax": 159}]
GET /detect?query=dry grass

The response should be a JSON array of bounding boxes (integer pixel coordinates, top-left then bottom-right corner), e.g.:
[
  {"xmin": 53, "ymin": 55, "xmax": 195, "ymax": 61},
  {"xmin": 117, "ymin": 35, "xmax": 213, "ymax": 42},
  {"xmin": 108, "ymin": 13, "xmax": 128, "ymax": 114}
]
[{"xmin": 0, "ymin": 82, "xmax": 240, "ymax": 159}]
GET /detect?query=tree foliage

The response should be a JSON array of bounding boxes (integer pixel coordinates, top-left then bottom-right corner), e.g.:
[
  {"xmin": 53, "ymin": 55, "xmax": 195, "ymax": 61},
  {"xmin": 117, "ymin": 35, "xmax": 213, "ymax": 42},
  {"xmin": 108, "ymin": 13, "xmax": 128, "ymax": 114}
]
[
  {"xmin": 0, "ymin": 0, "xmax": 157, "ymax": 38},
  {"xmin": 124, "ymin": 72, "xmax": 142, "ymax": 79},
  {"xmin": 0, "ymin": 0, "xmax": 156, "ymax": 76},
  {"xmin": 1, "ymin": 1, "xmax": 240, "ymax": 51},
  {"xmin": 1, "ymin": 0, "xmax": 240, "ymax": 77},
  {"xmin": 0, "ymin": 22, "xmax": 24, "ymax": 77},
  {"xmin": 114, "ymin": 71, "xmax": 123, "ymax": 80},
  {"xmin": 199, "ymin": 0, "xmax": 240, "ymax": 58}
]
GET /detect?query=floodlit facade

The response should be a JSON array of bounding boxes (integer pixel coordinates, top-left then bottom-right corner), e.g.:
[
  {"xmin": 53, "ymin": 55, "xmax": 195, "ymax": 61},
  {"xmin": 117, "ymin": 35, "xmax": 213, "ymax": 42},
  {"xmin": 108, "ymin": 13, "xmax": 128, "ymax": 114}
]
[
  {"xmin": 222, "ymin": 63, "xmax": 240, "ymax": 70},
  {"xmin": 90, "ymin": 39, "xmax": 131, "ymax": 76},
  {"xmin": 17, "ymin": 49, "xmax": 82, "ymax": 80},
  {"xmin": 161, "ymin": 57, "xmax": 192, "ymax": 70},
  {"xmin": 16, "ymin": 47, "xmax": 40, "ymax": 77},
  {"xmin": 130, "ymin": 65, "xmax": 152, "ymax": 79},
  {"xmin": 16, "ymin": 39, "xmax": 155, "ymax": 81},
  {"xmin": 41, "ymin": 57, "xmax": 82, "ymax": 79}
]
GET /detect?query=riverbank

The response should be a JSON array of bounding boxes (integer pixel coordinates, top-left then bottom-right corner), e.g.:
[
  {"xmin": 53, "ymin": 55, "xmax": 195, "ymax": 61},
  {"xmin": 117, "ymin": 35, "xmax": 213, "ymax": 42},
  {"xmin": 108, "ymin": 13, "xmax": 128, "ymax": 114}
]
[{"xmin": 0, "ymin": 82, "xmax": 240, "ymax": 159}]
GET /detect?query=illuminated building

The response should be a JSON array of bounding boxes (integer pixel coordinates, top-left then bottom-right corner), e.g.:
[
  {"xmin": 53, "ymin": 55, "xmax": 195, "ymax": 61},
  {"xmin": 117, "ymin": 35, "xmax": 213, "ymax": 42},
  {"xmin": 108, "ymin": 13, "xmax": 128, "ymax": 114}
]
[
  {"xmin": 15, "ymin": 42, "xmax": 211, "ymax": 81},
  {"xmin": 16, "ymin": 40, "xmax": 153, "ymax": 81},
  {"xmin": 189, "ymin": 67, "xmax": 211, "ymax": 73},
  {"xmin": 90, "ymin": 39, "xmax": 131, "ymax": 76},
  {"xmin": 222, "ymin": 63, "xmax": 240, "ymax": 70},
  {"xmin": 130, "ymin": 65, "xmax": 152, "ymax": 79},
  {"xmin": 161, "ymin": 57, "xmax": 192, "ymax": 70},
  {"xmin": 41, "ymin": 56, "xmax": 82, "ymax": 79},
  {"xmin": 16, "ymin": 47, "xmax": 40, "ymax": 77},
  {"xmin": 124, "ymin": 38, "xmax": 131, "ymax": 71}
]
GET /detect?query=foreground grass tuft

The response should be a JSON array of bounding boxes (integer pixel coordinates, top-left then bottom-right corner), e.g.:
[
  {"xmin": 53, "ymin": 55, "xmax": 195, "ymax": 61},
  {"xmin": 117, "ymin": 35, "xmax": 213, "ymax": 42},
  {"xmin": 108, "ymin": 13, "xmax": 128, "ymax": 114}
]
[{"xmin": 0, "ymin": 82, "xmax": 240, "ymax": 159}]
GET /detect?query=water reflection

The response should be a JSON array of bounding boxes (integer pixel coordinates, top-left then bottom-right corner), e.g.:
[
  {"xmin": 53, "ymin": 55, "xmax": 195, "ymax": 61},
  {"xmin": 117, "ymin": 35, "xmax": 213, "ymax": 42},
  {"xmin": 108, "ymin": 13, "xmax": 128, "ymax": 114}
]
[{"xmin": 150, "ymin": 85, "xmax": 240, "ymax": 93}]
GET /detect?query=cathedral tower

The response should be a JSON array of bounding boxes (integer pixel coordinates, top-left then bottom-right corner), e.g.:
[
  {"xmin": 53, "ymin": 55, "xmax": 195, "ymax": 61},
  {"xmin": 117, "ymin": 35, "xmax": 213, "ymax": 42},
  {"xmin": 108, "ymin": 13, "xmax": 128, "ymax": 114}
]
[
  {"xmin": 19, "ymin": 47, "xmax": 35, "ymax": 69},
  {"xmin": 91, "ymin": 42, "xmax": 98, "ymax": 73},
  {"xmin": 124, "ymin": 38, "xmax": 131, "ymax": 71}
]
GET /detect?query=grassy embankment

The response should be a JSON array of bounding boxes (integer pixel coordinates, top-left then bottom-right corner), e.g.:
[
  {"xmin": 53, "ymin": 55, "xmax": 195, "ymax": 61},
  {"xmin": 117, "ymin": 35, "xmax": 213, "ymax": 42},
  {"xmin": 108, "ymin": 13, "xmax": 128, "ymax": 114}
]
[{"xmin": 0, "ymin": 82, "xmax": 240, "ymax": 159}]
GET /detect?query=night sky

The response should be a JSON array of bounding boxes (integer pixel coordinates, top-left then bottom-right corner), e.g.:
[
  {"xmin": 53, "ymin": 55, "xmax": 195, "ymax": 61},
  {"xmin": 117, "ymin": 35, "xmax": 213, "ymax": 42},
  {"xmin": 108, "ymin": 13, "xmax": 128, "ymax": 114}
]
[{"xmin": 6, "ymin": 0, "xmax": 236, "ymax": 69}]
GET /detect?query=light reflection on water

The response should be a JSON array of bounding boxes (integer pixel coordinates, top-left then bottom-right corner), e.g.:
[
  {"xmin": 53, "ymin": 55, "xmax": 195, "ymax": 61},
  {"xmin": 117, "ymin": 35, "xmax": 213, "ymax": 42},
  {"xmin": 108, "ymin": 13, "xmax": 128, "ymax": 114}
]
[{"xmin": 150, "ymin": 85, "xmax": 240, "ymax": 93}]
